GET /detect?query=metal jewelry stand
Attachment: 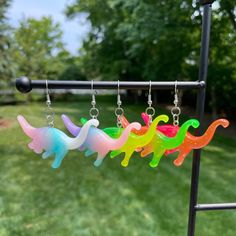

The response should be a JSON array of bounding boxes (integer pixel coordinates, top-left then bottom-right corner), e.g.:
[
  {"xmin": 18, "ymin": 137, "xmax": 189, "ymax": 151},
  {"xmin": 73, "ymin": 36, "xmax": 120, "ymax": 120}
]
[{"xmin": 15, "ymin": 1, "xmax": 236, "ymax": 235}]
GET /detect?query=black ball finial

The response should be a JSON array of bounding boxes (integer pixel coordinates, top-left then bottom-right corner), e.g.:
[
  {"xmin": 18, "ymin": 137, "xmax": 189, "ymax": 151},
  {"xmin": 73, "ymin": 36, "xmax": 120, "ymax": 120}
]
[{"xmin": 15, "ymin": 76, "xmax": 32, "ymax": 93}]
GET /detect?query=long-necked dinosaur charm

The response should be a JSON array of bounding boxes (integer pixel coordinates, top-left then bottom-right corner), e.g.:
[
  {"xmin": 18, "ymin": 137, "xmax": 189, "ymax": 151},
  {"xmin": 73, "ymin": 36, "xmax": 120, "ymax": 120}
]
[
  {"xmin": 139, "ymin": 113, "xmax": 229, "ymax": 166},
  {"xmin": 110, "ymin": 115, "xmax": 170, "ymax": 167},
  {"xmin": 17, "ymin": 115, "xmax": 99, "ymax": 168},
  {"xmin": 61, "ymin": 114, "xmax": 141, "ymax": 167},
  {"xmin": 118, "ymin": 113, "xmax": 199, "ymax": 167}
]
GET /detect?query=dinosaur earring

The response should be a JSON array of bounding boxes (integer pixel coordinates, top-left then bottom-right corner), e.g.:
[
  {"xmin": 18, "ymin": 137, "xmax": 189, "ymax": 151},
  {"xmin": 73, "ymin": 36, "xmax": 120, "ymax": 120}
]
[
  {"xmin": 164, "ymin": 81, "xmax": 230, "ymax": 166},
  {"xmin": 171, "ymin": 80, "xmax": 181, "ymax": 127},
  {"xmin": 138, "ymin": 81, "xmax": 200, "ymax": 167},
  {"xmin": 145, "ymin": 81, "xmax": 155, "ymax": 125},
  {"xmin": 17, "ymin": 80, "xmax": 99, "ymax": 169},
  {"xmin": 102, "ymin": 80, "xmax": 126, "ymax": 138},
  {"xmin": 61, "ymin": 80, "xmax": 141, "ymax": 167},
  {"xmin": 45, "ymin": 79, "xmax": 55, "ymax": 127},
  {"xmin": 89, "ymin": 80, "xmax": 99, "ymax": 120},
  {"xmin": 115, "ymin": 80, "xmax": 124, "ymax": 128}
]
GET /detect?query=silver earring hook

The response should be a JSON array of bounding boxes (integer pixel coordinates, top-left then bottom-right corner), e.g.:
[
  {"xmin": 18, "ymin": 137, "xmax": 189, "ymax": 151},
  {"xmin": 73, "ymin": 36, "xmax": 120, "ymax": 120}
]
[
  {"xmin": 117, "ymin": 80, "xmax": 122, "ymax": 107},
  {"xmin": 46, "ymin": 79, "xmax": 48, "ymax": 94},
  {"xmin": 45, "ymin": 79, "xmax": 54, "ymax": 127},
  {"xmin": 115, "ymin": 80, "xmax": 124, "ymax": 128},
  {"xmin": 175, "ymin": 80, "xmax": 178, "ymax": 95},
  {"xmin": 89, "ymin": 80, "xmax": 99, "ymax": 119},
  {"xmin": 149, "ymin": 80, "xmax": 152, "ymax": 96},
  {"xmin": 145, "ymin": 80, "xmax": 155, "ymax": 124},
  {"xmin": 118, "ymin": 80, "xmax": 120, "ymax": 95},
  {"xmin": 91, "ymin": 80, "xmax": 94, "ymax": 92},
  {"xmin": 45, "ymin": 79, "xmax": 51, "ymax": 106},
  {"xmin": 171, "ymin": 80, "xmax": 181, "ymax": 126}
]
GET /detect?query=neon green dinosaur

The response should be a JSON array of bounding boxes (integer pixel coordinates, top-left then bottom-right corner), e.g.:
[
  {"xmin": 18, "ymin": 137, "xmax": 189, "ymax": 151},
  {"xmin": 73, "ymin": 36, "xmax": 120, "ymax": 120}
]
[
  {"xmin": 110, "ymin": 115, "xmax": 169, "ymax": 167},
  {"xmin": 142, "ymin": 119, "xmax": 200, "ymax": 168}
]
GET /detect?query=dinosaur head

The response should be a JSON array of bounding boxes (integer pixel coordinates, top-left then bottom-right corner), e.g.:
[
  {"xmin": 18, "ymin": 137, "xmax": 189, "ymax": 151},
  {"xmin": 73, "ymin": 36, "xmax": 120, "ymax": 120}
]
[
  {"xmin": 190, "ymin": 119, "xmax": 200, "ymax": 129},
  {"xmin": 219, "ymin": 119, "xmax": 230, "ymax": 128}
]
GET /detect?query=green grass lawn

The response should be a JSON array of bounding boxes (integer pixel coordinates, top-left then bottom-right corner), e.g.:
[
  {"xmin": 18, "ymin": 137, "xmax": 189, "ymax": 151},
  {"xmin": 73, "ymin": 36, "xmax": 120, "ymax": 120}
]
[{"xmin": 0, "ymin": 100, "xmax": 235, "ymax": 236}]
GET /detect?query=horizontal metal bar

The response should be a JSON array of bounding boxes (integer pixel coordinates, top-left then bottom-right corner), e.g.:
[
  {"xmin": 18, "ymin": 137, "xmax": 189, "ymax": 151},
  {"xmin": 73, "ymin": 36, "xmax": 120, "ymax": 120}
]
[
  {"xmin": 15, "ymin": 77, "xmax": 205, "ymax": 93},
  {"xmin": 195, "ymin": 203, "xmax": 236, "ymax": 211}
]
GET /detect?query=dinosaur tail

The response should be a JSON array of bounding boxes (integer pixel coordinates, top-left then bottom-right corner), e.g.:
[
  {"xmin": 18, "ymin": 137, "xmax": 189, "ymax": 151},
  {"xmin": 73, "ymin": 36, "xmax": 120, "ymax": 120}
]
[
  {"xmin": 164, "ymin": 119, "xmax": 200, "ymax": 149},
  {"xmin": 61, "ymin": 114, "xmax": 81, "ymax": 136},
  {"xmin": 110, "ymin": 122, "xmax": 142, "ymax": 150},
  {"xmin": 189, "ymin": 119, "xmax": 229, "ymax": 147},
  {"xmin": 17, "ymin": 115, "xmax": 37, "ymax": 138},
  {"xmin": 67, "ymin": 119, "xmax": 99, "ymax": 150},
  {"xmin": 119, "ymin": 115, "xmax": 130, "ymax": 128},
  {"xmin": 141, "ymin": 112, "xmax": 150, "ymax": 126}
]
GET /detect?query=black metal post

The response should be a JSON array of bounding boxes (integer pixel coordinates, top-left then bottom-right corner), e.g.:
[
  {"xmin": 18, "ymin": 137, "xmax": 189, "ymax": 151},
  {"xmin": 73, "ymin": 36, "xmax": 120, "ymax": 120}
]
[{"xmin": 187, "ymin": 2, "xmax": 213, "ymax": 236}]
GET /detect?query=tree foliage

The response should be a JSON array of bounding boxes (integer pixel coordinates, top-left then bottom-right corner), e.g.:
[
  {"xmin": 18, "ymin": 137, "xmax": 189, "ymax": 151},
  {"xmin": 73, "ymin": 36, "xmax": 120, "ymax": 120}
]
[
  {"xmin": 12, "ymin": 16, "xmax": 68, "ymax": 80},
  {"xmin": 66, "ymin": 0, "xmax": 199, "ymax": 81},
  {"xmin": 66, "ymin": 0, "xmax": 236, "ymax": 116},
  {"xmin": 0, "ymin": 0, "xmax": 14, "ymax": 81}
]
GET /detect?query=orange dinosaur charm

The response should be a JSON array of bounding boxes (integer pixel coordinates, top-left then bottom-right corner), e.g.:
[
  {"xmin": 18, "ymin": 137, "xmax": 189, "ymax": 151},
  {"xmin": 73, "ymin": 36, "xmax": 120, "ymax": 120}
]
[{"xmin": 142, "ymin": 119, "xmax": 229, "ymax": 166}]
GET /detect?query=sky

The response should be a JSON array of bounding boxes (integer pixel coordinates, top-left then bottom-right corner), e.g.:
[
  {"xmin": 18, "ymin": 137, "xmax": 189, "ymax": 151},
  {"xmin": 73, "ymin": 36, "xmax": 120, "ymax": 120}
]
[{"xmin": 7, "ymin": 0, "xmax": 91, "ymax": 54}]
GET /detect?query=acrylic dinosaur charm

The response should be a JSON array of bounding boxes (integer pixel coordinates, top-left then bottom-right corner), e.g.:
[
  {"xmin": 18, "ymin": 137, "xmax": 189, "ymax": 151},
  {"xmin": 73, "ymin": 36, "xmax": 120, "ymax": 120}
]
[
  {"xmin": 167, "ymin": 119, "xmax": 229, "ymax": 166},
  {"xmin": 110, "ymin": 115, "xmax": 170, "ymax": 167},
  {"xmin": 141, "ymin": 114, "xmax": 229, "ymax": 166},
  {"xmin": 119, "ymin": 112, "xmax": 183, "ymax": 158},
  {"xmin": 140, "ymin": 119, "xmax": 199, "ymax": 167},
  {"xmin": 17, "ymin": 115, "xmax": 99, "ymax": 168},
  {"xmin": 61, "ymin": 114, "xmax": 142, "ymax": 167}
]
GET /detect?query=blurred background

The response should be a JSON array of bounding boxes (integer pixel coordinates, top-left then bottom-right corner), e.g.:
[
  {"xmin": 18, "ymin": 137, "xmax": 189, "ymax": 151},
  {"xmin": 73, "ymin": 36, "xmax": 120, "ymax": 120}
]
[
  {"xmin": 1, "ymin": 0, "xmax": 236, "ymax": 118},
  {"xmin": 0, "ymin": 0, "xmax": 236, "ymax": 235}
]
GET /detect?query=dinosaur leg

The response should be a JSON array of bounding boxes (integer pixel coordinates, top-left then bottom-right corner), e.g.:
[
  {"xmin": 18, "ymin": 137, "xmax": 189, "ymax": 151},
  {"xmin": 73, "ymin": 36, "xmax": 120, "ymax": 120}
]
[
  {"xmin": 52, "ymin": 148, "xmax": 68, "ymax": 169},
  {"xmin": 85, "ymin": 149, "xmax": 95, "ymax": 157},
  {"xmin": 79, "ymin": 144, "xmax": 86, "ymax": 151},
  {"xmin": 174, "ymin": 147, "xmax": 191, "ymax": 166},
  {"xmin": 135, "ymin": 147, "xmax": 142, "ymax": 152},
  {"xmin": 42, "ymin": 150, "xmax": 54, "ymax": 159},
  {"xmin": 164, "ymin": 148, "xmax": 177, "ymax": 156},
  {"xmin": 149, "ymin": 148, "xmax": 165, "ymax": 168},
  {"xmin": 28, "ymin": 141, "xmax": 42, "ymax": 154},
  {"xmin": 121, "ymin": 151, "xmax": 133, "ymax": 167},
  {"xmin": 28, "ymin": 141, "xmax": 35, "ymax": 150},
  {"xmin": 94, "ymin": 153, "xmax": 106, "ymax": 167},
  {"xmin": 110, "ymin": 150, "xmax": 122, "ymax": 158},
  {"xmin": 141, "ymin": 146, "xmax": 153, "ymax": 158}
]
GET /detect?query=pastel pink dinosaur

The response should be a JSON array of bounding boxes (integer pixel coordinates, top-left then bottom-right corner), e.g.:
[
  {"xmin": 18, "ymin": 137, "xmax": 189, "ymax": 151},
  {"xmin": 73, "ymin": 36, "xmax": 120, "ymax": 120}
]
[
  {"xmin": 17, "ymin": 115, "xmax": 99, "ymax": 168},
  {"xmin": 62, "ymin": 114, "xmax": 142, "ymax": 166}
]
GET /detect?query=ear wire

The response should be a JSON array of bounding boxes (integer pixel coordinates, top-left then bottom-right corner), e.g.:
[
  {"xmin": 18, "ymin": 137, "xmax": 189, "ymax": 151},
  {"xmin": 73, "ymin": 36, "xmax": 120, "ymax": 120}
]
[
  {"xmin": 115, "ymin": 80, "xmax": 124, "ymax": 127},
  {"xmin": 171, "ymin": 80, "xmax": 181, "ymax": 126},
  {"xmin": 89, "ymin": 80, "xmax": 99, "ymax": 119},
  {"xmin": 145, "ymin": 81, "xmax": 155, "ymax": 124},
  {"xmin": 45, "ymin": 79, "xmax": 54, "ymax": 127}
]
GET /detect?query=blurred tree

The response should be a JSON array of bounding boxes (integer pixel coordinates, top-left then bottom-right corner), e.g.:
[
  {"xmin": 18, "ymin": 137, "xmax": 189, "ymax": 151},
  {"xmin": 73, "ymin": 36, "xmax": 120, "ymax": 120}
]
[
  {"xmin": 66, "ymin": 0, "xmax": 197, "ymax": 82},
  {"xmin": 58, "ymin": 56, "xmax": 87, "ymax": 81},
  {"xmin": 12, "ymin": 16, "xmax": 67, "ymax": 81},
  {"xmin": 207, "ymin": 1, "xmax": 236, "ymax": 117},
  {"xmin": 66, "ymin": 0, "xmax": 236, "ymax": 117},
  {"xmin": 0, "ymin": 0, "xmax": 14, "ymax": 81}
]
